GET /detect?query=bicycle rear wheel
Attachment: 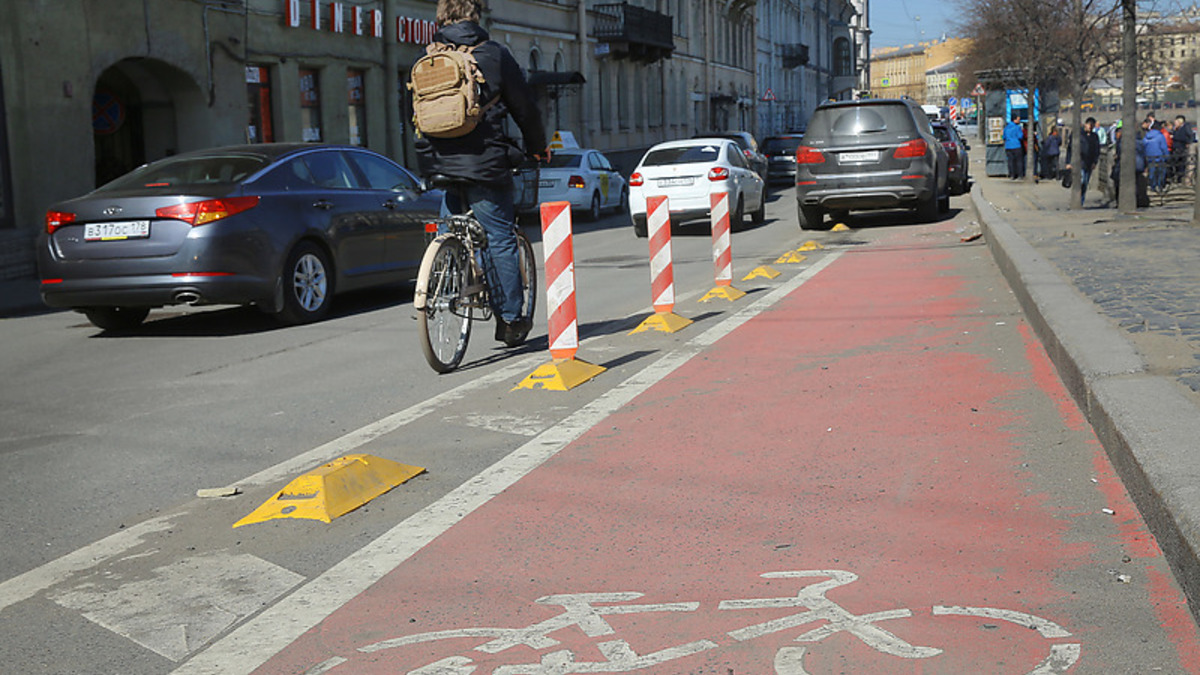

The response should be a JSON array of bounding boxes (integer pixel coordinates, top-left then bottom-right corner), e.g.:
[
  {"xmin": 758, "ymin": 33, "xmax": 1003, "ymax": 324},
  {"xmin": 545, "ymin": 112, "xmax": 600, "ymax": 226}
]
[
  {"xmin": 418, "ymin": 236, "xmax": 472, "ymax": 373},
  {"xmin": 516, "ymin": 230, "xmax": 537, "ymax": 324}
]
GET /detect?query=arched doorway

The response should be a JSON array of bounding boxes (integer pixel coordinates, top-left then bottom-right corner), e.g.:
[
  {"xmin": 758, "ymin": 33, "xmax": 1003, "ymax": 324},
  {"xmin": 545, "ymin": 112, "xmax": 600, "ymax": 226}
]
[{"xmin": 92, "ymin": 58, "xmax": 204, "ymax": 186}]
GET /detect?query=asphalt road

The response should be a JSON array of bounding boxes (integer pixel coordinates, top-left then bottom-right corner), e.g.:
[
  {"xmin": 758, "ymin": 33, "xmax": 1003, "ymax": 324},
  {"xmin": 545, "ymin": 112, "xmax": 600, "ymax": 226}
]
[{"xmin": 2, "ymin": 187, "xmax": 1198, "ymax": 673}]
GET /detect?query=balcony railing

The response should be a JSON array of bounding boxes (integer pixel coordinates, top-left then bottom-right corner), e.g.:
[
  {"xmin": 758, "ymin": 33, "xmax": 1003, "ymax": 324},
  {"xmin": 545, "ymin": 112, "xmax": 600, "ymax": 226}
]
[{"xmin": 593, "ymin": 3, "xmax": 674, "ymax": 62}]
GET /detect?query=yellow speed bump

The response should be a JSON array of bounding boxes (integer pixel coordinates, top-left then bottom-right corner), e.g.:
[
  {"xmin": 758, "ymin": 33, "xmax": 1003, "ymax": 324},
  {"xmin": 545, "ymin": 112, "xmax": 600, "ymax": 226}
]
[
  {"xmin": 630, "ymin": 311, "xmax": 693, "ymax": 334},
  {"xmin": 775, "ymin": 250, "xmax": 807, "ymax": 264},
  {"xmin": 831, "ymin": 222, "xmax": 851, "ymax": 231},
  {"xmin": 798, "ymin": 240, "xmax": 825, "ymax": 251},
  {"xmin": 699, "ymin": 285, "xmax": 747, "ymax": 302},
  {"xmin": 233, "ymin": 454, "xmax": 425, "ymax": 528},
  {"xmin": 743, "ymin": 265, "xmax": 782, "ymax": 280}
]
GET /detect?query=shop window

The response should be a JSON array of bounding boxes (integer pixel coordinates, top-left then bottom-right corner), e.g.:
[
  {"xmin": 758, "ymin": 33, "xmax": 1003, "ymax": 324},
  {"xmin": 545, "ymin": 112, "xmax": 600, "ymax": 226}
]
[
  {"xmin": 300, "ymin": 68, "xmax": 323, "ymax": 142},
  {"xmin": 246, "ymin": 65, "xmax": 274, "ymax": 143},
  {"xmin": 347, "ymin": 69, "xmax": 367, "ymax": 146}
]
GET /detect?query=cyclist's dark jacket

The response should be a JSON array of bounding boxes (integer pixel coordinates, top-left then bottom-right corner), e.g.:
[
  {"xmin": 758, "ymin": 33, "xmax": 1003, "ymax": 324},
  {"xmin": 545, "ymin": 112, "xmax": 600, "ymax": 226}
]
[{"xmin": 416, "ymin": 21, "xmax": 547, "ymax": 187}]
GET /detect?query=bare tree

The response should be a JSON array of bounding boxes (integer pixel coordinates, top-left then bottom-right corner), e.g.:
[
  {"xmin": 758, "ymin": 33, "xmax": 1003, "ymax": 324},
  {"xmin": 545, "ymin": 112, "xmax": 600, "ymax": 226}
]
[{"xmin": 959, "ymin": 0, "xmax": 1123, "ymax": 208}]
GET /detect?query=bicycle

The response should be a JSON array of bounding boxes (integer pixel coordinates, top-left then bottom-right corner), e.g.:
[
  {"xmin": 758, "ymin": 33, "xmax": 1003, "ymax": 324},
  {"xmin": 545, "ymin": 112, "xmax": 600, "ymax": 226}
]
[
  {"xmin": 304, "ymin": 569, "xmax": 1082, "ymax": 674},
  {"xmin": 414, "ymin": 172, "xmax": 538, "ymax": 373}
]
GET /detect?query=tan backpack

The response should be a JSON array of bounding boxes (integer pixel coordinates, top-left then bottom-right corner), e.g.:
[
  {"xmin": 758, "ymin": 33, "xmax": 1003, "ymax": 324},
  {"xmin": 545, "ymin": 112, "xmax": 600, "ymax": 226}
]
[{"xmin": 408, "ymin": 42, "xmax": 499, "ymax": 139}]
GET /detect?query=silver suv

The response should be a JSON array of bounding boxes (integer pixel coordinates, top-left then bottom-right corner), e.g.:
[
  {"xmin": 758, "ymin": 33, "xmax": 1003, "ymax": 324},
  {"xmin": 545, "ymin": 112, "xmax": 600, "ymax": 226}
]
[{"xmin": 794, "ymin": 99, "xmax": 949, "ymax": 230}]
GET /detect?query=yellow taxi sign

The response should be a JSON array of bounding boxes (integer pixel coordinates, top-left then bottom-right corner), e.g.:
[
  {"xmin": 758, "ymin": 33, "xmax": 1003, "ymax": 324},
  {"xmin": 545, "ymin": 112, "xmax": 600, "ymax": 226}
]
[{"xmin": 548, "ymin": 131, "xmax": 580, "ymax": 149}]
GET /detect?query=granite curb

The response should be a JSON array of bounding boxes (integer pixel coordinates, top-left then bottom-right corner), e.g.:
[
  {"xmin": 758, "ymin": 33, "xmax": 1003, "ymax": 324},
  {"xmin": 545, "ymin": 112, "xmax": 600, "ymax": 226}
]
[{"xmin": 971, "ymin": 183, "xmax": 1200, "ymax": 622}]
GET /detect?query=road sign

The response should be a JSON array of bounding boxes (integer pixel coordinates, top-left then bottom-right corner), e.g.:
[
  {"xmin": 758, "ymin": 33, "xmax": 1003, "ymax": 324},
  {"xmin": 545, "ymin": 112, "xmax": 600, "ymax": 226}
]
[
  {"xmin": 762, "ymin": 88, "xmax": 776, "ymax": 102},
  {"xmin": 948, "ymin": 97, "xmax": 958, "ymax": 106},
  {"xmin": 972, "ymin": 83, "xmax": 986, "ymax": 96}
]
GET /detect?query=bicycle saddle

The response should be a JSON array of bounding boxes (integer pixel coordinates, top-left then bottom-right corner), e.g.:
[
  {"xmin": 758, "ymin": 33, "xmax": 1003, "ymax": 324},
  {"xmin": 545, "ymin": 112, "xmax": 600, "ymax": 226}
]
[{"xmin": 425, "ymin": 174, "xmax": 474, "ymax": 191}]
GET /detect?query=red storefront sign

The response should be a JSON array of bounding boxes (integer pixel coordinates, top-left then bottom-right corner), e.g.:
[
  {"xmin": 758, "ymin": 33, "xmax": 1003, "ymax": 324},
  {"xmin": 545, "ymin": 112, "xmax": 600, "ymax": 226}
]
[{"xmin": 284, "ymin": 0, "xmax": 433, "ymax": 44}]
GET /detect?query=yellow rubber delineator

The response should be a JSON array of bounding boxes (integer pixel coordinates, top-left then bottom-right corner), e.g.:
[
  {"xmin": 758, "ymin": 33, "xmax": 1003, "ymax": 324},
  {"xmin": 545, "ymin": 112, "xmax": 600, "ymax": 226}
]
[
  {"xmin": 798, "ymin": 240, "xmax": 825, "ymax": 251},
  {"xmin": 699, "ymin": 285, "xmax": 747, "ymax": 302},
  {"xmin": 513, "ymin": 357, "xmax": 606, "ymax": 391},
  {"xmin": 775, "ymin": 250, "xmax": 808, "ymax": 264},
  {"xmin": 831, "ymin": 222, "xmax": 851, "ymax": 232},
  {"xmin": 233, "ymin": 454, "xmax": 425, "ymax": 528},
  {"xmin": 743, "ymin": 265, "xmax": 782, "ymax": 280},
  {"xmin": 630, "ymin": 311, "xmax": 693, "ymax": 334}
]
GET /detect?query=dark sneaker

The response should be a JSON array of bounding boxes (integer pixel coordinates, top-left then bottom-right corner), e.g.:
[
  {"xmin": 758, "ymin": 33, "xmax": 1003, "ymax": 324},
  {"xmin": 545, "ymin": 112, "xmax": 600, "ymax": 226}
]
[{"xmin": 501, "ymin": 317, "xmax": 531, "ymax": 348}]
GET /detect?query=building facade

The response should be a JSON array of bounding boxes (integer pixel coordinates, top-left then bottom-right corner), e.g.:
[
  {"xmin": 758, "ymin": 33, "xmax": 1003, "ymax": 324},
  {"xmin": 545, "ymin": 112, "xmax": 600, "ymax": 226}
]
[
  {"xmin": 0, "ymin": 0, "xmax": 871, "ymax": 281},
  {"xmin": 869, "ymin": 37, "xmax": 970, "ymax": 105},
  {"xmin": 755, "ymin": 0, "xmax": 866, "ymax": 137}
]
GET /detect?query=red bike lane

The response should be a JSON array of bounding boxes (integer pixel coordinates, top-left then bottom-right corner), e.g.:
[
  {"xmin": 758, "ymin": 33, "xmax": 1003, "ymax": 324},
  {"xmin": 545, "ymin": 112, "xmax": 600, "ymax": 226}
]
[{"xmin": 258, "ymin": 223, "xmax": 1200, "ymax": 674}]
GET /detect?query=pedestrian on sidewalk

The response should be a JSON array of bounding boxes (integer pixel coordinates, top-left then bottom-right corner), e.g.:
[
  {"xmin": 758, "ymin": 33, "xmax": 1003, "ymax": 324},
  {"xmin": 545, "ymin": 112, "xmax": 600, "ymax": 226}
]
[
  {"xmin": 1003, "ymin": 113, "xmax": 1025, "ymax": 179},
  {"xmin": 1171, "ymin": 115, "xmax": 1193, "ymax": 184},
  {"xmin": 1067, "ymin": 117, "xmax": 1100, "ymax": 206},
  {"xmin": 1040, "ymin": 125, "xmax": 1062, "ymax": 180},
  {"xmin": 1111, "ymin": 123, "xmax": 1150, "ymax": 208},
  {"xmin": 1145, "ymin": 119, "xmax": 1169, "ymax": 192}
]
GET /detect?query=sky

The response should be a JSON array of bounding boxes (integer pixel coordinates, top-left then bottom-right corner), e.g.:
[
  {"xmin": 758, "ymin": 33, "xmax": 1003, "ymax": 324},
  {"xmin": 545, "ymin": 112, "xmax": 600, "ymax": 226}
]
[{"xmin": 869, "ymin": 0, "xmax": 960, "ymax": 49}]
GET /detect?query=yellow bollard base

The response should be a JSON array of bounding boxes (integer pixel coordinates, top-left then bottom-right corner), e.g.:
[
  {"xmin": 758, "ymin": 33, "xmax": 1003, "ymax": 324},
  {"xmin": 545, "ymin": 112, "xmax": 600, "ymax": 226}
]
[
  {"xmin": 798, "ymin": 240, "xmax": 825, "ymax": 251},
  {"xmin": 744, "ymin": 265, "xmax": 782, "ymax": 280},
  {"xmin": 699, "ymin": 285, "xmax": 748, "ymax": 303},
  {"xmin": 775, "ymin": 251, "xmax": 808, "ymax": 264},
  {"xmin": 233, "ymin": 454, "xmax": 425, "ymax": 528},
  {"xmin": 831, "ymin": 222, "xmax": 851, "ymax": 231},
  {"xmin": 630, "ymin": 311, "xmax": 694, "ymax": 334},
  {"xmin": 513, "ymin": 357, "xmax": 606, "ymax": 391}
]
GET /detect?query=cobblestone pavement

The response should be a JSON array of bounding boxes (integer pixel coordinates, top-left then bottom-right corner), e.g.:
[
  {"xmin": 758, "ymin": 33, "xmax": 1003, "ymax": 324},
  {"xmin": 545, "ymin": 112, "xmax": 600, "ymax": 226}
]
[{"xmin": 976, "ymin": 173, "xmax": 1200, "ymax": 401}]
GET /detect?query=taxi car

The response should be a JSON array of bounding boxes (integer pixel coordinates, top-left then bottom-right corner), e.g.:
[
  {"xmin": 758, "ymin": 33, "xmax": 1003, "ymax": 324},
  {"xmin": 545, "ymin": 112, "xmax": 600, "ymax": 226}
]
[{"xmin": 536, "ymin": 149, "xmax": 627, "ymax": 221}]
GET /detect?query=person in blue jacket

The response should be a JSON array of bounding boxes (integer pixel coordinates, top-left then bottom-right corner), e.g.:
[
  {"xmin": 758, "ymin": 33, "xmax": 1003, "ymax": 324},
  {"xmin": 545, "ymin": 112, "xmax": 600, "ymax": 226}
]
[
  {"xmin": 1144, "ymin": 119, "xmax": 1170, "ymax": 191},
  {"xmin": 1003, "ymin": 114, "xmax": 1025, "ymax": 179},
  {"xmin": 1111, "ymin": 122, "xmax": 1149, "ymax": 208}
]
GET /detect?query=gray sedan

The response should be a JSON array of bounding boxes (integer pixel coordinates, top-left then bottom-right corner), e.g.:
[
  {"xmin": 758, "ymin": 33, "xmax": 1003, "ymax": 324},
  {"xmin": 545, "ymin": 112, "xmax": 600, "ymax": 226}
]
[{"xmin": 38, "ymin": 143, "xmax": 441, "ymax": 329}]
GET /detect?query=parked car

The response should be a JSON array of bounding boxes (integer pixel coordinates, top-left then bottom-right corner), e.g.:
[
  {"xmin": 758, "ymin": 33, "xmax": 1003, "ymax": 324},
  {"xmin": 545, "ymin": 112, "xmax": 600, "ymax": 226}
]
[
  {"xmin": 932, "ymin": 121, "xmax": 971, "ymax": 195},
  {"xmin": 694, "ymin": 131, "xmax": 769, "ymax": 181},
  {"xmin": 535, "ymin": 148, "xmax": 627, "ymax": 221},
  {"xmin": 762, "ymin": 133, "xmax": 806, "ymax": 183},
  {"xmin": 628, "ymin": 138, "xmax": 766, "ymax": 237},
  {"xmin": 794, "ymin": 98, "xmax": 949, "ymax": 230},
  {"xmin": 38, "ymin": 143, "xmax": 441, "ymax": 330}
]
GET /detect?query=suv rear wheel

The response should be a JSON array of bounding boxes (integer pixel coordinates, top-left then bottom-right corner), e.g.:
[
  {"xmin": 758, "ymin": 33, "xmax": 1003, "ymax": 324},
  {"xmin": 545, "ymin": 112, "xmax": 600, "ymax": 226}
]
[{"xmin": 798, "ymin": 204, "xmax": 826, "ymax": 230}]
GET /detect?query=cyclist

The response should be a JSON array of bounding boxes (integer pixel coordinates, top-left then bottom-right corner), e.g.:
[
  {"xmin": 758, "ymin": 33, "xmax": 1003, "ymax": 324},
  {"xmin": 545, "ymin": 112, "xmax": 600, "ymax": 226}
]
[{"xmin": 418, "ymin": 0, "xmax": 548, "ymax": 347}]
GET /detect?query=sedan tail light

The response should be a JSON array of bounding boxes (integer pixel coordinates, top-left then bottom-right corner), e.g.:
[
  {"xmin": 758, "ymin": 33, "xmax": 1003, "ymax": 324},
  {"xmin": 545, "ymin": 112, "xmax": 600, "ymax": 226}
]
[
  {"xmin": 893, "ymin": 139, "xmax": 929, "ymax": 159},
  {"xmin": 708, "ymin": 167, "xmax": 730, "ymax": 181},
  {"xmin": 45, "ymin": 210, "xmax": 77, "ymax": 234},
  {"xmin": 155, "ymin": 196, "xmax": 260, "ymax": 226},
  {"xmin": 568, "ymin": 175, "xmax": 586, "ymax": 189},
  {"xmin": 795, "ymin": 146, "xmax": 825, "ymax": 164},
  {"xmin": 629, "ymin": 172, "xmax": 645, "ymax": 187}
]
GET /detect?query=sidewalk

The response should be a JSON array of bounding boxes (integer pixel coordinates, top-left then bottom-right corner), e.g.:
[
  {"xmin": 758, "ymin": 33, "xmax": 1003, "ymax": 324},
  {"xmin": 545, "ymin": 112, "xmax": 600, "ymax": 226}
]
[{"xmin": 972, "ymin": 174, "xmax": 1200, "ymax": 622}]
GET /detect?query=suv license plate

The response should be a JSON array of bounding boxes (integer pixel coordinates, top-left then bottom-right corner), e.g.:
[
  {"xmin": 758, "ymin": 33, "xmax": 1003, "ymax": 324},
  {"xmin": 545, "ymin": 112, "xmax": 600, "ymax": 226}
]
[
  {"xmin": 84, "ymin": 221, "xmax": 151, "ymax": 241},
  {"xmin": 838, "ymin": 151, "xmax": 880, "ymax": 163}
]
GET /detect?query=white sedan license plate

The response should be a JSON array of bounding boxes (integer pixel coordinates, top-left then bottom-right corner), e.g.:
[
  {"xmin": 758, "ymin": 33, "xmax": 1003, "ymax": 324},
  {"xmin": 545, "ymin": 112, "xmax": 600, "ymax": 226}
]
[
  {"xmin": 538, "ymin": 179, "xmax": 555, "ymax": 188},
  {"xmin": 85, "ymin": 220, "xmax": 151, "ymax": 241},
  {"xmin": 657, "ymin": 177, "xmax": 693, "ymax": 187},
  {"xmin": 838, "ymin": 150, "xmax": 879, "ymax": 163}
]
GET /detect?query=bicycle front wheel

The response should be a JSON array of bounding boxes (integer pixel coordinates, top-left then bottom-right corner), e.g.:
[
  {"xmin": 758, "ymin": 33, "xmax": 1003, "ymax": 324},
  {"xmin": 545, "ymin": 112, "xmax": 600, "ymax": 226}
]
[
  {"xmin": 516, "ymin": 229, "xmax": 538, "ymax": 325},
  {"xmin": 418, "ymin": 236, "xmax": 472, "ymax": 373}
]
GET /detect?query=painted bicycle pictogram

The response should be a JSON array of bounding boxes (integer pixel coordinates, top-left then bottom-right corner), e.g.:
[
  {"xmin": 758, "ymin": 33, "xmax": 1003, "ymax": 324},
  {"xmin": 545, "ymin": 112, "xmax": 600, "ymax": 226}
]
[{"xmin": 304, "ymin": 570, "xmax": 1081, "ymax": 674}]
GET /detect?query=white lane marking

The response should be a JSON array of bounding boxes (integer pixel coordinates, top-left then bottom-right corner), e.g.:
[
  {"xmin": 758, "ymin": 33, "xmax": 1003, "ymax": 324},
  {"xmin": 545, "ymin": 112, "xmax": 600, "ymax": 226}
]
[
  {"xmin": 0, "ymin": 514, "xmax": 178, "ymax": 612},
  {"xmin": 0, "ymin": 355, "xmax": 541, "ymax": 615},
  {"xmin": 172, "ymin": 251, "xmax": 843, "ymax": 675},
  {"xmin": 49, "ymin": 552, "xmax": 304, "ymax": 661},
  {"xmin": 932, "ymin": 605, "xmax": 1072, "ymax": 639}
]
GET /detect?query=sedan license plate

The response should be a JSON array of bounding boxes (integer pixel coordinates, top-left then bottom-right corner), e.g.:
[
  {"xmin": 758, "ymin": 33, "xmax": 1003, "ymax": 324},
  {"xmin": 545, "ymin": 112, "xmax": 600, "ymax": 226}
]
[
  {"xmin": 838, "ymin": 150, "xmax": 879, "ymax": 164},
  {"xmin": 85, "ymin": 221, "xmax": 151, "ymax": 241},
  {"xmin": 538, "ymin": 179, "xmax": 556, "ymax": 188},
  {"xmin": 657, "ymin": 177, "xmax": 694, "ymax": 187}
]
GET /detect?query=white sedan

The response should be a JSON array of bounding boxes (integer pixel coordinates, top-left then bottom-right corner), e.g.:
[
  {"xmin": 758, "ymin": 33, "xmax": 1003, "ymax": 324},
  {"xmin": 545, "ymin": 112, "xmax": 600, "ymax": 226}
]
[
  {"xmin": 536, "ymin": 149, "xmax": 628, "ymax": 221},
  {"xmin": 628, "ymin": 138, "xmax": 766, "ymax": 237}
]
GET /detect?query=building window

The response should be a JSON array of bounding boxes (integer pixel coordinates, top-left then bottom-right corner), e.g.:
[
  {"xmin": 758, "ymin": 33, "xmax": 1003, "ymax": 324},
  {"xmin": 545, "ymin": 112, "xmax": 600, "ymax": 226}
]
[
  {"xmin": 246, "ymin": 65, "xmax": 274, "ymax": 143},
  {"xmin": 834, "ymin": 38, "xmax": 852, "ymax": 77},
  {"xmin": 300, "ymin": 68, "xmax": 323, "ymax": 142},
  {"xmin": 347, "ymin": 69, "xmax": 367, "ymax": 146}
]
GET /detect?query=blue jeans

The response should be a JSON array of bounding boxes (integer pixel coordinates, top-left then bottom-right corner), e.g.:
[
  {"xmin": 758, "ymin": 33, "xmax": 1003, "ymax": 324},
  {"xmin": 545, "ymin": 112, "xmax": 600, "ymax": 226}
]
[
  {"xmin": 441, "ymin": 183, "xmax": 524, "ymax": 324},
  {"xmin": 1080, "ymin": 166, "xmax": 1092, "ymax": 205}
]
